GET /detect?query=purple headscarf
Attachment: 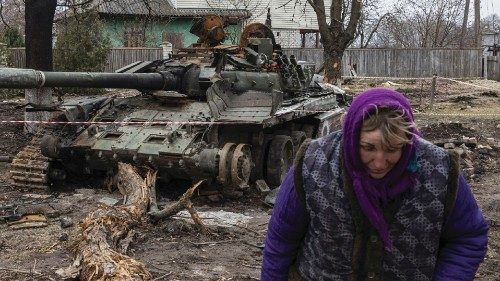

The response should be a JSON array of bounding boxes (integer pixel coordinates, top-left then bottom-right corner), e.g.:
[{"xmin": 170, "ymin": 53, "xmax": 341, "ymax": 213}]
[{"xmin": 342, "ymin": 88, "xmax": 419, "ymax": 250}]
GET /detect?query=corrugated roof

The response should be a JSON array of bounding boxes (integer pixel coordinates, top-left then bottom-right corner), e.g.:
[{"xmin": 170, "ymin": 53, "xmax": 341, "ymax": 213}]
[
  {"xmin": 96, "ymin": 0, "xmax": 250, "ymax": 18},
  {"xmin": 97, "ymin": 0, "xmax": 173, "ymax": 15},
  {"xmin": 170, "ymin": 8, "xmax": 251, "ymax": 18}
]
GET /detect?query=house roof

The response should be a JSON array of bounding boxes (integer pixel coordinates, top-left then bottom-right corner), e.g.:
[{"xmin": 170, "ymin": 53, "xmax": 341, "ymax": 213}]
[{"xmin": 96, "ymin": 0, "xmax": 251, "ymax": 19}]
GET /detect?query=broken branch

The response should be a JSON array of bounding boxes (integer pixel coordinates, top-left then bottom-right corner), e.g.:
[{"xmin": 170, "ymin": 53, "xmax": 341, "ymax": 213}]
[{"xmin": 149, "ymin": 180, "xmax": 208, "ymax": 233}]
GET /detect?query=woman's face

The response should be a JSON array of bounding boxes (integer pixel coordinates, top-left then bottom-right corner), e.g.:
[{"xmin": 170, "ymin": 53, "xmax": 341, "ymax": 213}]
[{"xmin": 359, "ymin": 129, "xmax": 404, "ymax": 179}]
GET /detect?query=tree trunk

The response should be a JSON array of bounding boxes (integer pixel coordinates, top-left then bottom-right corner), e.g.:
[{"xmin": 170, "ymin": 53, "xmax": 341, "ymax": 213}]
[
  {"xmin": 474, "ymin": 0, "xmax": 481, "ymax": 48},
  {"xmin": 56, "ymin": 163, "xmax": 156, "ymax": 280},
  {"xmin": 24, "ymin": 0, "xmax": 56, "ymax": 133},
  {"xmin": 307, "ymin": 0, "xmax": 361, "ymax": 82},
  {"xmin": 460, "ymin": 0, "xmax": 470, "ymax": 48},
  {"xmin": 323, "ymin": 47, "xmax": 343, "ymax": 84}
]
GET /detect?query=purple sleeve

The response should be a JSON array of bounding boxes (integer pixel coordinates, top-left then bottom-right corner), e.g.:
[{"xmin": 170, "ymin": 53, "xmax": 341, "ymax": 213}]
[
  {"xmin": 433, "ymin": 174, "xmax": 489, "ymax": 280},
  {"xmin": 261, "ymin": 167, "xmax": 309, "ymax": 281}
]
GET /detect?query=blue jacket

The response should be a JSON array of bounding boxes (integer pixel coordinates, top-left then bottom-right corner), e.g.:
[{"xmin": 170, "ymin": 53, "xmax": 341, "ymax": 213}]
[{"xmin": 261, "ymin": 168, "xmax": 489, "ymax": 280}]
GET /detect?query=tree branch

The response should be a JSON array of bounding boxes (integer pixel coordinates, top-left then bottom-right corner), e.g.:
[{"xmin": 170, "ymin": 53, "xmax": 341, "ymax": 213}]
[
  {"xmin": 344, "ymin": 0, "xmax": 362, "ymax": 41},
  {"xmin": 362, "ymin": 12, "xmax": 389, "ymax": 48},
  {"xmin": 0, "ymin": 2, "xmax": 11, "ymax": 29}
]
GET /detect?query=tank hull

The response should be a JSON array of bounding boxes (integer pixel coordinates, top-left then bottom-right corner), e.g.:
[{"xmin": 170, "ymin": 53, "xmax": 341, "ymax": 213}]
[{"xmin": 45, "ymin": 90, "xmax": 345, "ymax": 192}]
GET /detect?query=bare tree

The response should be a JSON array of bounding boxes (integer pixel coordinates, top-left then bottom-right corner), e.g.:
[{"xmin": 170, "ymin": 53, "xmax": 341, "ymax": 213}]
[
  {"xmin": 377, "ymin": 0, "xmax": 466, "ymax": 48},
  {"xmin": 474, "ymin": 0, "xmax": 480, "ymax": 47},
  {"xmin": 481, "ymin": 13, "xmax": 500, "ymax": 32},
  {"xmin": 204, "ymin": 0, "xmax": 269, "ymax": 22},
  {"xmin": 0, "ymin": 0, "xmax": 25, "ymax": 32},
  {"xmin": 460, "ymin": 0, "xmax": 470, "ymax": 48},
  {"xmin": 306, "ymin": 0, "xmax": 362, "ymax": 82},
  {"xmin": 354, "ymin": 0, "xmax": 388, "ymax": 48},
  {"xmin": 22, "ymin": 0, "xmax": 154, "ymax": 132}
]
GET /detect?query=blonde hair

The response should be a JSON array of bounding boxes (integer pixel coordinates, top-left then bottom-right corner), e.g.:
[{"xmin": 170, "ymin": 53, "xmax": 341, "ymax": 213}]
[{"xmin": 361, "ymin": 106, "xmax": 415, "ymax": 148}]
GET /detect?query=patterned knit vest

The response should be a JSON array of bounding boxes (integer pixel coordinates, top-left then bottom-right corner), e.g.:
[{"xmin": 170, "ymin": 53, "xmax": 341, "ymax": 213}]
[{"xmin": 294, "ymin": 131, "xmax": 458, "ymax": 281}]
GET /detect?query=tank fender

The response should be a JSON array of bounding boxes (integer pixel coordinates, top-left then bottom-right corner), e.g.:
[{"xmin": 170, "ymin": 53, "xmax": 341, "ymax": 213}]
[{"xmin": 60, "ymin": 97, "xmax": 110, "ymax": 121}]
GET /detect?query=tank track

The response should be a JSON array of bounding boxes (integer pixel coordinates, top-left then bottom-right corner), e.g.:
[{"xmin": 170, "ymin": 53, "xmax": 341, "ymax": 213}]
[{"xmin": 10, "ymin": 137, "xmax": 50, "ymax": 189}]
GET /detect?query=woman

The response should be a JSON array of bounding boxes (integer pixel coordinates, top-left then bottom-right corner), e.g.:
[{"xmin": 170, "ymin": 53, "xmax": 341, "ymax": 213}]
[{"xmin": 261, "ymin": 88, "xmax": 488, "ymax": 280}]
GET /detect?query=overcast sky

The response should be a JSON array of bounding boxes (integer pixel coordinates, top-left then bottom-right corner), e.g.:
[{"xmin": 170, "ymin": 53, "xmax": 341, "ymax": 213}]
[
  {"xmin": 482, "ymin": 0, "xmax": 499, "ymax": 17},
  {"xmin": 382, "ymin": 0, "xmax": 499, "ymax": 18}
]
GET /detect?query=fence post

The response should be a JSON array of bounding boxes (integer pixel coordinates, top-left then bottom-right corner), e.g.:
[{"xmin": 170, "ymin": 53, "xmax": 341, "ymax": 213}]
[
  {"xmin": 495, "ymin": 56, "xmax": 500, "ymax": 82},
  {"xmin": 483, "ymin": 54, "xmax": 488, "ymax": 80},
  {"xmin": 430, "ymin": 74, "xmax": 437, "ymax": 109},
  {"xmin": 0, "ymin": 43, "xmax": 7, "ymax": 67},
  {"xmin": 161, "ymin": 41, "xmax": 173, "ymax": 59}
]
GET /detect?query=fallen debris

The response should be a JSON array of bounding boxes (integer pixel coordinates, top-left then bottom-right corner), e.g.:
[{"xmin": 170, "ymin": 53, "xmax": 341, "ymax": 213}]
[
  {"xmin": 255, "ymin": 179, "xmax": 270, "ymax": 194},
  {"xmin": 7, "ymin": 214, "xmax": 47, "ymax": 226},
  {"xmin": 57, "ymin": 162, "xmax": 156, "ymax": 281},
  {"xmin": 97, "ymin": 197, "xmax": 119, "ymax": 206},
  {"xmin": 0, "ymin": 156, "xmax": 12, "ymax": 162},
  {"xmin": 59, "ymin": 216, "xmax": 74, "ymax": 228},
  {"xmin": 149, "ymin": 180, "xmax": 208, "ymax": 234},
  {"xmin": 21, "ymin": 193, "xmax": 52, "ymax": 200},
  {"xmin": 174, "ymin": 210, "xmax": 253, "ymax": 228},
  {"xmin": 264, "ymin": 187, "xmax": 280, "ymax": 206},
  {"xmin": 8, "ymin": 221, "xmax": 48, "ymax": 230}
]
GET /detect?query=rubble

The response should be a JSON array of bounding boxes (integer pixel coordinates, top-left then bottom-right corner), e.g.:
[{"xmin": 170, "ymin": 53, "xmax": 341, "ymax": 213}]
[
  {"xmin": 174, "ymin": 210, "xmax": 253, "ymax": 228},
  {"xmin": 264, "ymin": 188, "xmax": 280, "ymax": 206},
  {"xmin": 59, "ymin": 216, "xmax": 73, "ymax": 228},
  {"xmin": 97, "ymin": 197, "xmax": 119, "ymax": 206},
  {"xmin": 255, "ymin": 179, "xmax": 271, "ymax": 194},
  {"xmin": 7, "ymin": 214, "xmax": 48, "ymax": 230}
]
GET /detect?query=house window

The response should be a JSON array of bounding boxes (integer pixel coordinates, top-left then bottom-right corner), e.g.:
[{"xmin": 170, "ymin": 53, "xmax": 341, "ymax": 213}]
[
  {"xmin": 162, "ymin": 32, "xmax": 184, "ymax": 49},
  {"xmin": 124, "ymin": 27, "xmax": 145, "ymax": 47},
  {"xmin": 300, "ymin": 30, "xmax": 320, "ymax": 48}
]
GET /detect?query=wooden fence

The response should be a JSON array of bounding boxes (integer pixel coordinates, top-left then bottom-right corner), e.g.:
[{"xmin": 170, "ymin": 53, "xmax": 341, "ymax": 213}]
[
  {"xmin": 282, "ymin": 48, "xmax": 483, "ymax": 78},
  {"xmin": 103, "ymin": 48, "xmax": 163, "ymax": 72},
  {"xmin": 486, "ymin": 56, "xmax": 500, "ymax": 82},
  {"xmin": 6, "ymin": 48, "xmax": 164, "ymax": 73},
  {"xmin": 6, "ymin": 47, "xmax": 485, "ymax": 79}
]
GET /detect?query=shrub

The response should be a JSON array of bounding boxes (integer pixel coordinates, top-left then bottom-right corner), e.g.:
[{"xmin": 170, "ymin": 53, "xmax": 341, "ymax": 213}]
[
  {"xmin": 54, "ymin": 7, "xmax": 111, "ymax": 95},
  {"xmin": 3, "ymin": 27, "xmax": 25, "ymax": 48}
]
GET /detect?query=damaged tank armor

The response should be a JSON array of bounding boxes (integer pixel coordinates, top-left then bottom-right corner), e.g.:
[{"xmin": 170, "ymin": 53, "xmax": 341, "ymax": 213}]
[{"xmin": 0, "ymin": 16, "xmax": 350, "ymax": 194}]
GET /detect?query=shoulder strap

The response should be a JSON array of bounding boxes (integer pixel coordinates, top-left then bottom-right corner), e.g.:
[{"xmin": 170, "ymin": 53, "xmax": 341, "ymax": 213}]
[
  {"xmin": 293, "ymin": 138, "xmax": 312, "ymax": 206},
  {"xmin": 444, "ymin": 150, "xmax": 460, "ymax": 220}
]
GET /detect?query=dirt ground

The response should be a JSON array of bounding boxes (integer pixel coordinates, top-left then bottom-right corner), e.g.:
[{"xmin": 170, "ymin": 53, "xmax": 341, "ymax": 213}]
[{"xmin": 0, "ymin": 78, "xmax": 498, "ymax": 280}]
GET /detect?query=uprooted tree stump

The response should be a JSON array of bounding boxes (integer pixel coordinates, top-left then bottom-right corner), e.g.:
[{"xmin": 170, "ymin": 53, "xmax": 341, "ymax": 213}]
[{"xmin": 57, "ymin": 162, "xmax": 156, "ymax": 280}]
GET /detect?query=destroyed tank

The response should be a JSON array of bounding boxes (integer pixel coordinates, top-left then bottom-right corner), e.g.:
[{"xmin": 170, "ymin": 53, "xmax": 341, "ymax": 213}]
[{"xmin": 0, "ymin": 18, "xmax": 349, "ymax": 194}]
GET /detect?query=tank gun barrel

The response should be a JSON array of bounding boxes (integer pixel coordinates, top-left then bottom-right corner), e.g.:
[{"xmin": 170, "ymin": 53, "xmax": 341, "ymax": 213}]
[{"xmin": 0, "ymin": 68, "xmax": 180, "ymax": 90}]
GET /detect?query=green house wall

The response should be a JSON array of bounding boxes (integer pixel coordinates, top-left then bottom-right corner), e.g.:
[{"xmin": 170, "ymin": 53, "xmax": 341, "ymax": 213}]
[{"xmin": 101, "ymin": 17, "xmax": 243, "ymax": 48}]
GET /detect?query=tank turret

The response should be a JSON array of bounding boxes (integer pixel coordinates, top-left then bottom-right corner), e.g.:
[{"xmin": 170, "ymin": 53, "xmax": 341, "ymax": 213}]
[{"xmin": 3, "ymin": 17, "xmax": 350, "ymax": 196}]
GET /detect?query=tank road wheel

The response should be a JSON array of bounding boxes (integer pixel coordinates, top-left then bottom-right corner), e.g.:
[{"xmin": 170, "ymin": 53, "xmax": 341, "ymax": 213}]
[
  {"xmin": 218, "ymin": 143, "xmax": 236, "ymax": 186},
  {"xmin": 230, "ymin": 144, "xmax": 252, "ymax": 190},
  {"xmin": 218, "ymin": 143, "xmax": 252, "ymax": 197},
  {"xmin": 266, "ymin": 135, "xmax": 294, "ymax": 187}
]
